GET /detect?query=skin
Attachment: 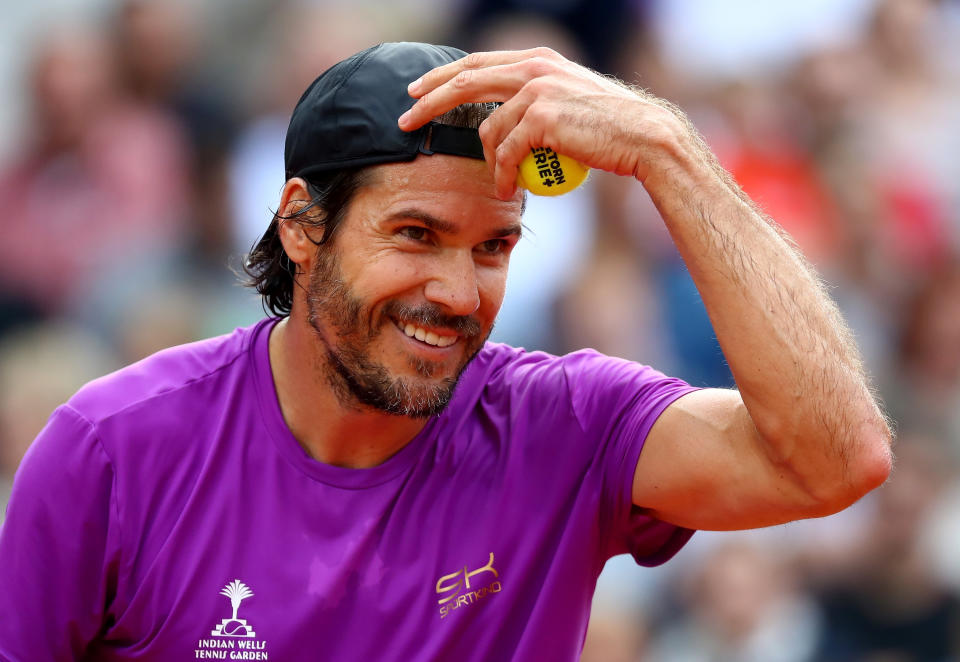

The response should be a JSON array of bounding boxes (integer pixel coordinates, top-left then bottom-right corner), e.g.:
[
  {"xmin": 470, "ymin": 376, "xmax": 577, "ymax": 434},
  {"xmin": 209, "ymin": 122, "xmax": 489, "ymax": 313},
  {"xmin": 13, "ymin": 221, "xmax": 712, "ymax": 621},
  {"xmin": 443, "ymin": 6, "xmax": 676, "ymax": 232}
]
[
  {"xmin": 399, "ymin": 47, "xmax": 893, "ymax": 530},
  {"xmin": 270, "ymin": 157, "xmax": 522, "ymax": 469}
]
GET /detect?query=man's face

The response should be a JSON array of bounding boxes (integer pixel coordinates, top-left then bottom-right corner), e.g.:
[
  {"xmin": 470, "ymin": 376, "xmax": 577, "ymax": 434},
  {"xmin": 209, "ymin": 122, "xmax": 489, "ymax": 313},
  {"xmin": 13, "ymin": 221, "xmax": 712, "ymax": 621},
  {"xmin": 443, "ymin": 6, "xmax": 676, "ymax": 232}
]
[{"xmin": 304, "ymin": 155, "xmax": 523, "ymax": 417}]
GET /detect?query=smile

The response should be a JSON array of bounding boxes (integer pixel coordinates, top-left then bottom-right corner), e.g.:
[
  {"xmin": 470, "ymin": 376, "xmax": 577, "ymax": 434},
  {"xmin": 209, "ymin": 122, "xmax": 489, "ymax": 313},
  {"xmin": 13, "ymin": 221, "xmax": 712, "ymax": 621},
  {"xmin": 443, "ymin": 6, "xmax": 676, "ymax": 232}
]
[{"xmin": 395, "ymin": 320, "xmax": 458, "ymax": 348}]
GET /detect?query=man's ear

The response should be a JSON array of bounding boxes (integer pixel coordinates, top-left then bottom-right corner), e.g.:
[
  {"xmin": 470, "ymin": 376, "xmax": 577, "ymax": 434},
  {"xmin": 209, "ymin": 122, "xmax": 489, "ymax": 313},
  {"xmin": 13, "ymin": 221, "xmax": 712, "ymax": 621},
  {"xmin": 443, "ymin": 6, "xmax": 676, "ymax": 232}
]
[{"xmin": 277, "ymin": 177, "xmax": 322, "ymax": 267}]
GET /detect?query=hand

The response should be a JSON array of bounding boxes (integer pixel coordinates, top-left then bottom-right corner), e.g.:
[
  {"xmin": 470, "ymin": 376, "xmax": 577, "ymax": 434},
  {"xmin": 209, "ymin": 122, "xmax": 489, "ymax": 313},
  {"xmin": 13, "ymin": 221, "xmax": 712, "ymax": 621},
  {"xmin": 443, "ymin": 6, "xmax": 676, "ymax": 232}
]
[{"xmin": 398, "ymin": 47, "xmax": 690, "ymax": 199}]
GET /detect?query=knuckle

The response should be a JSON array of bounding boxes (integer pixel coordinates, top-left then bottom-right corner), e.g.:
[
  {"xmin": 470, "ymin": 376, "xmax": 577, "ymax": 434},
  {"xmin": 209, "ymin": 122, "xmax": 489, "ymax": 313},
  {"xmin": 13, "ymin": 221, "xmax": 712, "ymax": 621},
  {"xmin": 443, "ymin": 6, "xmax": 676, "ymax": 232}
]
[
  {"xmin": 523, "ymin": 77, "xmax": 550, "ymax": 97},
  {"xmin": 525, "ymin": 101, "xmax": 549, "ymax": 122},
  {"xmin": 496, "ymin": 138, "xmax": 515, "ymax": 162},
  {"xmin": 527, "ymin": 57, "xmax": 549, "ymax": 75},
  {"xmin": 526, "ymin": 57, "xmax": 557, "ymax": 78},
  {"xmin": 531, "ymin": 46, "xmax": 560, "ymax": 60},
  {"xmin": 452, "ymin": 70, "xmax": 473, "ymax": 89},
  {"xmin": 477, "ymin": 119, "xmax": 494, "ymax": 142},
  {"xmin": 463, "ymin": 52, "xmax": 484, "ymax": 69}
]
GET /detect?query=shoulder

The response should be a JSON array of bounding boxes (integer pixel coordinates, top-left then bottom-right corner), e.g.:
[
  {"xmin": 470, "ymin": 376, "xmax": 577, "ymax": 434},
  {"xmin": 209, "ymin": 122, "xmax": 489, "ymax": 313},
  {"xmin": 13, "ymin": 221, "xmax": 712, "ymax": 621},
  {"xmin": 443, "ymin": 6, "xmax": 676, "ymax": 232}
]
[
  {"xmin": 462, "ymin": 342, "xmax": 675, "ymax": 393},
  {"xmin": 452, "ymin": 343, "xmax": 569, "ymax": 406},
  {"xmin": 67, "ymin": 319, "xmax": 269, "ymax": 424},
  {"xmin": 14, "ymin": 405, "xmax": 110, "ymax": 488},
  {"xmin": 454, "ymin": 343, "xmax": 688, "ymax": 421},
  {"xmin": 466, "ymin": 342, "xmax": 559, "ymax": 380}
]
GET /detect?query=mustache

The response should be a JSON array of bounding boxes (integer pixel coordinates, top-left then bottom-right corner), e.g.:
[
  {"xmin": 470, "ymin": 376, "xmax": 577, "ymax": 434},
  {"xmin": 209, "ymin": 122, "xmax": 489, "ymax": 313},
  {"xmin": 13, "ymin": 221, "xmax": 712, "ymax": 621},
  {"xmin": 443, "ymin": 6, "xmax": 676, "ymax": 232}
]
[{"xmin": 383, "ymin": 300, "xmax": 482, "ymax": 337}]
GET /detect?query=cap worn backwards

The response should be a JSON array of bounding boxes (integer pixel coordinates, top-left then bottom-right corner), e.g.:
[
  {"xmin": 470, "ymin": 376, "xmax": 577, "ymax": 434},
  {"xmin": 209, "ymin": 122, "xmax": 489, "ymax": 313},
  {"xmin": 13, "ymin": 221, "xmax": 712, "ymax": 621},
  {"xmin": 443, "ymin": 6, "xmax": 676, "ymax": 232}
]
[{"xmin": 284, "ymin": 42, "xmax": 486, "ymax": 181}]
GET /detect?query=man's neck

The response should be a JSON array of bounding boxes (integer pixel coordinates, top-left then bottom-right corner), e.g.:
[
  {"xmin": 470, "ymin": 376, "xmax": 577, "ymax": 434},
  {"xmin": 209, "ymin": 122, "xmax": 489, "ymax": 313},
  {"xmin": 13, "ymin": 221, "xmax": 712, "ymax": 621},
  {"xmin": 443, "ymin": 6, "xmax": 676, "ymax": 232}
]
[{"xmin": 268, "ymin": 317, "xmax": 429, "ymax": 469}]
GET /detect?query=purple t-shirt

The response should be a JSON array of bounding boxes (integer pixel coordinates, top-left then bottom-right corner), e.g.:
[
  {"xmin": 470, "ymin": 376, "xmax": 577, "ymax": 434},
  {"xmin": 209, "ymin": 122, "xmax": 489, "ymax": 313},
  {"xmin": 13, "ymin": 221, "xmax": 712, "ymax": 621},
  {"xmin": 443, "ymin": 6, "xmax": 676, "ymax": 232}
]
[{"xmin": 0, "ymin": 318, "xmax": 695, "ymax": 661}]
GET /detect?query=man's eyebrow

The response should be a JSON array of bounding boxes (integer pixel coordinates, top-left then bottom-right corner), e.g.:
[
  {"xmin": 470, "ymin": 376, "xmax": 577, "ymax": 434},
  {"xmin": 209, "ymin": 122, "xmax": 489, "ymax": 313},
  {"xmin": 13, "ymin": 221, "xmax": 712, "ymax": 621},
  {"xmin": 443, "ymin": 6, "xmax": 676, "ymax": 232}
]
[
  {"xmin": 492, "ymin": 223, "xmax": 523, "ymax": 238},
  {"xmin": 386, "ymin": 209, "xmax": 522, "ymax": 238}
]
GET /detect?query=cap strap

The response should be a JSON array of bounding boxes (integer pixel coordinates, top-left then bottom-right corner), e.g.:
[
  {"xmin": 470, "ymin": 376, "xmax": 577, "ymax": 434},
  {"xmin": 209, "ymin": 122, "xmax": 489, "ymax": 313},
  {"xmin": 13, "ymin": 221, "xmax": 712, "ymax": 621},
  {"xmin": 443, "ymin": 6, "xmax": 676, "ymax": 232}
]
[{"xmin": 418, "ymin": 123, "xmax": 485, "ymax": 161}]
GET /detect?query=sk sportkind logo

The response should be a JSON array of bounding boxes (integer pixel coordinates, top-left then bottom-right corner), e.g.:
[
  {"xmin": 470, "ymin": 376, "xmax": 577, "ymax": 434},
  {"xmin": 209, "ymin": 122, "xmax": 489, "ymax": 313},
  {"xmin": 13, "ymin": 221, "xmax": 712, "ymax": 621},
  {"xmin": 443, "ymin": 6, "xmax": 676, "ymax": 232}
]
[{"xmin": 435, "ymin": 552, "xmax": 502, "ymax": 619}]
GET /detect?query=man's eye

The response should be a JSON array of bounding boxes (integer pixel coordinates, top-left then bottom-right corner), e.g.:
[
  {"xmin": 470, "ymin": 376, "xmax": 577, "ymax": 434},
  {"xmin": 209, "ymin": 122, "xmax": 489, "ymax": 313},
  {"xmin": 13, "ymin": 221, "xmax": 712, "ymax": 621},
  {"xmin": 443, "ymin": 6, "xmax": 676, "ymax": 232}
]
[
  {"xmin": 399, "ymin": 226, "xmax": 428, "ymax": 242},
  {"xmin": 478, "ymin": 239, "xmax": 507, "ymax": 255}
]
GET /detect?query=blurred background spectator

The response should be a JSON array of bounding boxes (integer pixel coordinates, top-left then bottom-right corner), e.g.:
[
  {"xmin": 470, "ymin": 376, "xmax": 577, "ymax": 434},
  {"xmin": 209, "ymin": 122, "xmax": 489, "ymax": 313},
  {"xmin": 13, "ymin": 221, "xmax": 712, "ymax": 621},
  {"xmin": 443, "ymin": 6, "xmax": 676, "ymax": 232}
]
[
  {"xmin": 2, "ymin": 0, "xmax": 959, "ymax": 659},
  {"xmin": 0, "ymin": 22, "xmax": 189, "ymax": 326}
]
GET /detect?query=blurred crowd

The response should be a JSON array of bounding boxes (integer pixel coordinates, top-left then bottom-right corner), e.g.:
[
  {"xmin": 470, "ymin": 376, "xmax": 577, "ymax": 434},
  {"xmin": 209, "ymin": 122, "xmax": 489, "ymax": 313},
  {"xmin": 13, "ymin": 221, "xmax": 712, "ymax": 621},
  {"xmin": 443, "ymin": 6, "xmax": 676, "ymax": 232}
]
[{"xmin": 1, "ymin": 0, "xmax": 959, "ymax": 660}]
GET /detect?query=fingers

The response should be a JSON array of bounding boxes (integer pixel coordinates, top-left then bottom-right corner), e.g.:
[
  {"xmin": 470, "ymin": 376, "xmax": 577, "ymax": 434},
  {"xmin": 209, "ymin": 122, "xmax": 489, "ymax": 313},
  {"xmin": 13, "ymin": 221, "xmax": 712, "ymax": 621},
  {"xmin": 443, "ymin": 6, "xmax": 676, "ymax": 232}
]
[
  {"xmin": 493, "ymin": 121, "xmax": 537, "ymax": 199},
  {"xmin": 398, "ymin": 49, "xmax": 565, "ymax": 131},
  {"xmin": 486, "ymin": 97, "xmax": 549, "ymax": 198},
  {"xmin": 477, "ymin": 94, "xmax": 533, "ymax": 188},
  {"xmin": 410, "ymin": 47, "xmax": 561, "ymax": 98},
  {"xmin": 478, "ymin": 93, "xmax": 529, "ymax": 158},
  {"xmin": 399, "ymin": 63, "xmax": 522, "ymax": 131}
]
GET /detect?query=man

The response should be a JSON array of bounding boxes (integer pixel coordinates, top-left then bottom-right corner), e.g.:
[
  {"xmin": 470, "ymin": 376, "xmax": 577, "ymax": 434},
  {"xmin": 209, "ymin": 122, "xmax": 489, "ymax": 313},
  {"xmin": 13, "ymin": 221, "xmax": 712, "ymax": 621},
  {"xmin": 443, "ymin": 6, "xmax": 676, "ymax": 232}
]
[{"xmin": 0, "ymin": 42, "xmax": 891, "ymax": 661}]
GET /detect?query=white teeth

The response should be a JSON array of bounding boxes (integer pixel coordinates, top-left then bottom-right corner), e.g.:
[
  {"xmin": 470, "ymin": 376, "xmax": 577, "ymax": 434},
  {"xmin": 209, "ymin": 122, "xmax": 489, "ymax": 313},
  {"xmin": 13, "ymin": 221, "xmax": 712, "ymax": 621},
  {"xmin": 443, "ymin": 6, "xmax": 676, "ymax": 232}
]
[
  {"xmin": 398, "ymin": 321, "xmax": 458, "ymax": 348},
  {"xmin": 435, "ymin": 335, "xmax": 456, "ymax": 348}
]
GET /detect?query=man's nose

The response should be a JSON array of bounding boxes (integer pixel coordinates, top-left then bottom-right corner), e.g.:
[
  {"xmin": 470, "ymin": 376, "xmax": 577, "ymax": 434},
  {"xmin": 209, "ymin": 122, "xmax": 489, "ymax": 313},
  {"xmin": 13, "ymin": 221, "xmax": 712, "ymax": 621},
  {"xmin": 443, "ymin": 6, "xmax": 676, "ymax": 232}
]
[{"xmin": 423, "ymin": 250, "xmax": 481, "ymax": 317}]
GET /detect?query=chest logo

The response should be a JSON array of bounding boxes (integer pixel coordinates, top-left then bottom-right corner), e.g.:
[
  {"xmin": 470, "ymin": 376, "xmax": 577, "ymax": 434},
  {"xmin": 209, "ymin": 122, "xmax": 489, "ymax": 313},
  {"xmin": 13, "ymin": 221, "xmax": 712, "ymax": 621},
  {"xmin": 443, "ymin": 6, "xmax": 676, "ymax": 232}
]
[
  {"xmin": 197, "ymin": 580, "xmax": 271, "ymax": 659},
  {"xmin": 213, "ymin": 580, "xmax": 256, "ymax": 637},
  {"xmin": 435, "ymin": 552, "xmax": 503, "ymax": 619}
]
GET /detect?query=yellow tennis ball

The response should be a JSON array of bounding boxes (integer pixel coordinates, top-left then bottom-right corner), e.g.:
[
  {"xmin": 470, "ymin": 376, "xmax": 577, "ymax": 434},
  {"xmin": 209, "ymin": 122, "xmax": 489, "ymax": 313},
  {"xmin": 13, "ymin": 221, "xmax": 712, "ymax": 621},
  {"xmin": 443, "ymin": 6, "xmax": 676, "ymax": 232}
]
[{"xmin": 516, "ymin": 147, "xmax": 589, "ymax": 196}]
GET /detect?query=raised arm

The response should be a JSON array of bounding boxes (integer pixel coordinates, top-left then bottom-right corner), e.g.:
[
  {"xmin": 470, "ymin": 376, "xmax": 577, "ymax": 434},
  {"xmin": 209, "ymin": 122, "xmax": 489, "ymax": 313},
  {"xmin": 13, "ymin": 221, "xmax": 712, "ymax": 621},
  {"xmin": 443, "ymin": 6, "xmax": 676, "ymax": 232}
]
[{"xmin": 400, "ymin": 47, "xmax": 892, "ymax": 531}]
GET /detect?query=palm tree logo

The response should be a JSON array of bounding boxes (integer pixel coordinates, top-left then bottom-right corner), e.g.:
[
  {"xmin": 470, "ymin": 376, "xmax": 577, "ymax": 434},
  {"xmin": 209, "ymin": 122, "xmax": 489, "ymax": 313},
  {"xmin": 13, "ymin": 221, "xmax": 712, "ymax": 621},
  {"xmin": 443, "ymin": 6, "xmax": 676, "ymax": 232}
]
[
  {"xmin": 221, "ymin": 580, "xmax": 254, "ymax": 620},
  {"xmin": 212, "ymin": 579, "xmax": 257, "ymax": 638}
]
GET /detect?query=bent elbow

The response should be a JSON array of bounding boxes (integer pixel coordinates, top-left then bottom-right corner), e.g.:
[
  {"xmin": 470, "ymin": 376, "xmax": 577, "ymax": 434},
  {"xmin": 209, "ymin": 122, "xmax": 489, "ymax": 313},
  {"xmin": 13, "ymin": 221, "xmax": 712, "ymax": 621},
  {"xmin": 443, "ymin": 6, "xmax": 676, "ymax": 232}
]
[
  {"xmin": 813, "ymin": 427, "xmax": 894, "ymax": 517},
  {"xmin": 851, "ymin": 428, "xmax": 894, "ymax": 496}
]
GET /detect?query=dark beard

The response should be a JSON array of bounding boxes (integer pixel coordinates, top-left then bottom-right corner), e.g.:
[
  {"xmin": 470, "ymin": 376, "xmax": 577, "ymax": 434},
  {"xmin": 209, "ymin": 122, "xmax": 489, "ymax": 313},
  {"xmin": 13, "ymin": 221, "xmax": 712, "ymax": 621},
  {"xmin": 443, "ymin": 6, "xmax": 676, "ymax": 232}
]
[{"xmin": 305, "ymin": 248, "xmax": 488, "ymax": 417}]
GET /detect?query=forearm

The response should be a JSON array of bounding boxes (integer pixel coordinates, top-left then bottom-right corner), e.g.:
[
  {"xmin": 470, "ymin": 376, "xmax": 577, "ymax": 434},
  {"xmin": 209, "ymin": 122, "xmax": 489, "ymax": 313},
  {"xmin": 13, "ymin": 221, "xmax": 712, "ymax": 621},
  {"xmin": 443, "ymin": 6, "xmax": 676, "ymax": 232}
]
[{"xmin": 637, "ymin": 109, "xmax": 892, "ymax": 499}]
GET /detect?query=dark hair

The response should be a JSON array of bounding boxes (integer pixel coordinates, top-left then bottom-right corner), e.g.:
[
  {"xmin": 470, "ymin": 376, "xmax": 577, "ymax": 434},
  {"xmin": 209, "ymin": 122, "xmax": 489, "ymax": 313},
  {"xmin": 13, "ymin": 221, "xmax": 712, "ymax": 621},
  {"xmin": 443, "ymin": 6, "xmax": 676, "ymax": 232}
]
[
  {"xmin": 241, "ymin": 167, "xmax": 368, "ymax": 317},
  {"xmin": 242, "ymin": 103, "xmax": 498, "ymax": 317}
]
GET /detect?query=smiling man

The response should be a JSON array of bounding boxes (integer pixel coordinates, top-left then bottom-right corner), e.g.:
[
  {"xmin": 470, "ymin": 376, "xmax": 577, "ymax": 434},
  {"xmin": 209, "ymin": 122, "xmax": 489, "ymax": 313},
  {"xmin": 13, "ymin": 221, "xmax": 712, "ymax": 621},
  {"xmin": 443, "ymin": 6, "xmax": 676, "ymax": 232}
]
[{"xmin": 0, "ymin": 43, "xmax": 891, "ymax": 661}]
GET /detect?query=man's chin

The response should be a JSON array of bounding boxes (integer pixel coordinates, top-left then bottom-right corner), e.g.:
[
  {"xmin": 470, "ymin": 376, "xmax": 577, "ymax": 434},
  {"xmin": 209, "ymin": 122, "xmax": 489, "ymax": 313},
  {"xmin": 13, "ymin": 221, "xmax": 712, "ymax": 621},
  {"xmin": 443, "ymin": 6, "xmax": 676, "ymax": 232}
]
[
  {"xmin": 377, "ymin": 356, "xmax": 476, "ymax": 417},
  {"xmin": 405, "ymin": 354, "xmax": 453, "ymax": 379},
  {"xmin": 326, "ymin": 334, "xmax": 486, "ymax": 417},
  {"xmin": 372, "ymin": 376, "xmax": 459, "ymax": 418}
]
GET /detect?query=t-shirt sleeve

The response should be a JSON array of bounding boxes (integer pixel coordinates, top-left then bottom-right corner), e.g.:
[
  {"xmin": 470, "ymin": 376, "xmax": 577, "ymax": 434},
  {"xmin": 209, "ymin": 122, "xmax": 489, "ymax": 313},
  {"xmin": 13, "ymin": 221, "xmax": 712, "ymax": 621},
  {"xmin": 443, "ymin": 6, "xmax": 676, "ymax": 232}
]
[
  {"xmin": 561, "ymin": 350, "xmax": 699, "ymax": 566},
  {"xmin": 0, "ymin": 405, "xmax": 120, "ymax": 661}
]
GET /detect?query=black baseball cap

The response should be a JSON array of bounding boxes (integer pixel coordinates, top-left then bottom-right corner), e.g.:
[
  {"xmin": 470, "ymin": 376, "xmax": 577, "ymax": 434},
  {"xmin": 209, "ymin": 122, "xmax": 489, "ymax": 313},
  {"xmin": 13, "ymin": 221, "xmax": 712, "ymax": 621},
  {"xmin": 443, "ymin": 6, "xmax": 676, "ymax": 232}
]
[{"xmin": 284, "ymin": 42, "xmax": 486, "ymax": 180}]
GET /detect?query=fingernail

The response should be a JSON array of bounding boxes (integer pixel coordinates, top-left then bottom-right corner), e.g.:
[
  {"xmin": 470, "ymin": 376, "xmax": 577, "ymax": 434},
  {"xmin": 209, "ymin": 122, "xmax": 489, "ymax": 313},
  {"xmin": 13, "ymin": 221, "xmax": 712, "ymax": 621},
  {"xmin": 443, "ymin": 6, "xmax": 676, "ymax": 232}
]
[
  {"xmin": 398, "ymin": 110, "xmax": 411, "ymax": 128},
  {"xmin": 408, "ymin": 78, "xmax": 422, "ymax": 94}
]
